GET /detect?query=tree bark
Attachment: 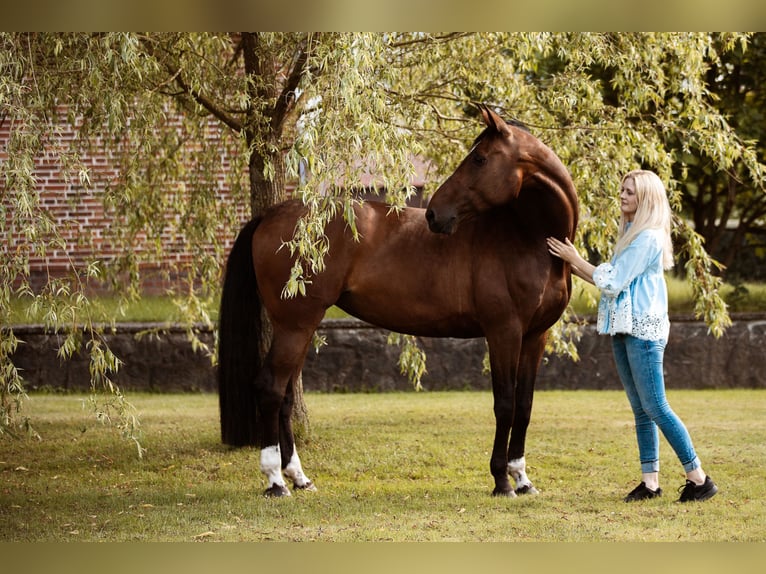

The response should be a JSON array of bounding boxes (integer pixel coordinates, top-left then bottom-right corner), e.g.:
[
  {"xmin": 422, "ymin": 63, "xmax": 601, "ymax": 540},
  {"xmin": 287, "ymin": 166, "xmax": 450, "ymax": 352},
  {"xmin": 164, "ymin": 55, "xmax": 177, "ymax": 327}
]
[{"xmin": 241, "ymin": 32, "xmax": 311, "ymax": 443}]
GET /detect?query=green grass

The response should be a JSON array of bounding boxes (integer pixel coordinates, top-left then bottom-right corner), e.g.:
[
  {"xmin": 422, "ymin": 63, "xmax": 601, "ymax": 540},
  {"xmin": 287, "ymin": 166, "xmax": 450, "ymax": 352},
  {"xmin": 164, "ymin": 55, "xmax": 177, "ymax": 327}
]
[
  {"xmin": 1, "ymin": 390, "xmax": 764, "ymax": 541},
  {"xmin": 6, "ymin": 294, "xmax": 352, "ymax": 324},
  {"xmin": 6, "ymin": 294, "xmax": 200, "ymax": 324}
]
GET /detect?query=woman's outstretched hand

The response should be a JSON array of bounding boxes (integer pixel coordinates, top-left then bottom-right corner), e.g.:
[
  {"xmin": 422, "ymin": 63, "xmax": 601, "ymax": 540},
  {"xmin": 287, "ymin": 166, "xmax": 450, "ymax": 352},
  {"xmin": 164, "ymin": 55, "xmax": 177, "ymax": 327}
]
[
  {"xmin": 546, "ymin": 236, "xmax": 578, "ymax": 264},
  {"xmin": 546, "ymin": 237, "xmax": 596, "ymax": 285}
]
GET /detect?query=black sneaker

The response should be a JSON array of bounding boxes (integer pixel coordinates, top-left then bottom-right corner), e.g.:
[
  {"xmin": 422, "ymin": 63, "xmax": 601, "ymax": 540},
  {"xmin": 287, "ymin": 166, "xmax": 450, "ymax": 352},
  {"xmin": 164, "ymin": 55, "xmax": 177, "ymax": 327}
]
[
  {"xmin": 678, "ymin": 476, "xmax": 718, "ymax": 502},
  {"xmin": 624, "ymin": 481, "xmax": 663, "ymax": 502}
]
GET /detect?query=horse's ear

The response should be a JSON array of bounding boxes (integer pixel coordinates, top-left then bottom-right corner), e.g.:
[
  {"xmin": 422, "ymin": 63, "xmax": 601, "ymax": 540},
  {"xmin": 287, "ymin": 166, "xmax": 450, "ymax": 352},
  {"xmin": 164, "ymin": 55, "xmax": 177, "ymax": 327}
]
[{"xmin": 479, "ymin": 104, "xmax": 513, "ymax": 138}]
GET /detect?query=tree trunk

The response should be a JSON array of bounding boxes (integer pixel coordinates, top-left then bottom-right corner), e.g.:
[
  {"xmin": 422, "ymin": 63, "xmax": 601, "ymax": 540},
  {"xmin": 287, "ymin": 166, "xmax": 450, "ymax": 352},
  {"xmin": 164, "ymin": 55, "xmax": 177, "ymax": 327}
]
[
  {"xmin": 241, "ymin": 32, "xmax": 311, "ymax": 445},
  {"xmin": 247, "ymin": 145, "xmax": 312, "ymax": 443},
  {"xmin": 248, "ymin": 141, "xmax": 285, "ymax": 217}
]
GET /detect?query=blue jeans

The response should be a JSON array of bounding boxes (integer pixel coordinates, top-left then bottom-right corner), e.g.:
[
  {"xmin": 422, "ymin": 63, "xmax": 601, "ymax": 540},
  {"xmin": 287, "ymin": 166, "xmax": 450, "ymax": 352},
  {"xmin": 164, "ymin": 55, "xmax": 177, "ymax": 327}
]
[{"xmin": 611, "ymin": 334, "xmax": 701, "ymax": 474}]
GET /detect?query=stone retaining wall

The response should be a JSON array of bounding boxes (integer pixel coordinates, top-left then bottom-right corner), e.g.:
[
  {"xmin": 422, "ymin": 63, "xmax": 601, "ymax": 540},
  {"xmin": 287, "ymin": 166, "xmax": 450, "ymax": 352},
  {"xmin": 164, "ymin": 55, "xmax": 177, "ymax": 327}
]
[{"xmin": 9, "ymin": 315, "xmax": 766, "ymax": 393}]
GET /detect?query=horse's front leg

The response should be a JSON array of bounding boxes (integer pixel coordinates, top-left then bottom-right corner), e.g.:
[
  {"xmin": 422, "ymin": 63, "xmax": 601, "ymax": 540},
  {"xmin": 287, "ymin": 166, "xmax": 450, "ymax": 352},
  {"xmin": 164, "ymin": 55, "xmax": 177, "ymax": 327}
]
[
  {"xmin": 486, "ymin": 329, "xmax": 523, "ymax": 497},
  {"xmin": 507, "ymin": 332, "xmax": 547, "ymax": 495},
  {"xmin": 490, "ymin": 392, "xmax": 516, "ymax": 497}
]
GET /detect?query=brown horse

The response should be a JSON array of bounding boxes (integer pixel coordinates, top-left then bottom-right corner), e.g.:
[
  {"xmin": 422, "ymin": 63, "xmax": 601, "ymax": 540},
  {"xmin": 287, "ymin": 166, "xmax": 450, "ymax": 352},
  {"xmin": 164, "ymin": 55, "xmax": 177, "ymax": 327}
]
[{"xmin": 218, "ymin": 106, "xmax": 578, "ymax": 497}]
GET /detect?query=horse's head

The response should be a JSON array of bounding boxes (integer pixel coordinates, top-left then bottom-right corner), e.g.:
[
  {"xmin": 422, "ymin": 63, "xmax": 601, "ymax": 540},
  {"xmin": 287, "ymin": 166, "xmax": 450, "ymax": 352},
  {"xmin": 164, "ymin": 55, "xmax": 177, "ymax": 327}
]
[{"xmin": 426, "ymin": 105, "xmax": 531, "ymax": 235}]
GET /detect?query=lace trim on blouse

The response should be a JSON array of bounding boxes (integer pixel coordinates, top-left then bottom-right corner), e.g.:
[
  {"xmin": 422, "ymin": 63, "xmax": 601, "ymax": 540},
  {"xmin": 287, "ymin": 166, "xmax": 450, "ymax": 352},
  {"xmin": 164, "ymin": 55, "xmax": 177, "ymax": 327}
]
[{"xmin": 596, "ymin": 296, "xmax": 669, "ymax": 341}]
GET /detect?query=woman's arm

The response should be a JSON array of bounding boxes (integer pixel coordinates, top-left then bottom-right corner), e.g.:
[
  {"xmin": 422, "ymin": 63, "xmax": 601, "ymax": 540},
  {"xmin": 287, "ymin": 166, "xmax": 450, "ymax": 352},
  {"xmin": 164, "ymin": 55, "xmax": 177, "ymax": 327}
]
[
  {"xmin": 570, "ymin": 263, "xmax": 595, "ymax": 284},
  {"xmin": 547, "ymin": 237, "xmax": 596, "ymax": 285}
]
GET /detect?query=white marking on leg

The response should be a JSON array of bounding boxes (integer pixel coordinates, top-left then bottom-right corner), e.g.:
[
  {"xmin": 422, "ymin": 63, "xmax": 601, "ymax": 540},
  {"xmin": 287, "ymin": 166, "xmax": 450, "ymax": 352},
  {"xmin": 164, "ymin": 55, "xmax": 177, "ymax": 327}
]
[
  {"xmin": 283, "ymin": 447, "xmax": 316, "ymax": 491},
  {"xmin": 260, "ymin": 445, "xmax": 289, "ymax": 494},
  {"xmin": 508, "ymin": 456, "xmax": 538, "ymax": 494}
]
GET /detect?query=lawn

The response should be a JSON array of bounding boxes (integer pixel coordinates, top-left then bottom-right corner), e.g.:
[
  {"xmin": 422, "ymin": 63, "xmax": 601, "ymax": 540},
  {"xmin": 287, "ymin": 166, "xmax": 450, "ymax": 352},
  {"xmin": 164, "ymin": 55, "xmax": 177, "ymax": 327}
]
[{"xmin": 1, "ymin": 389, "xmax": 764, "ymax": 542}]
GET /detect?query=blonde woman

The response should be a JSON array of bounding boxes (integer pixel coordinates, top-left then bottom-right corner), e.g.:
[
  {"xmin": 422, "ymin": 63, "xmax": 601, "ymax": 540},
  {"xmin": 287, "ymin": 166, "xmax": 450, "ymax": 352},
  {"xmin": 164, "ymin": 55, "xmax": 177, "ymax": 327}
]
[{"xmin": 547, "ymin": 170, "xmax": 718, "ymax": 503}]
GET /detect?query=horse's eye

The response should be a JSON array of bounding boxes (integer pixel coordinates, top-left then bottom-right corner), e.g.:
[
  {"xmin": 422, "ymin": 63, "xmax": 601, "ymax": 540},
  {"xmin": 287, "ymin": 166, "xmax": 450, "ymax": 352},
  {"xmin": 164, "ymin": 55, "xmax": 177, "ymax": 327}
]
[{"xmin": 472, "ymin": 153, "xmax": 487, "ymax": 167}]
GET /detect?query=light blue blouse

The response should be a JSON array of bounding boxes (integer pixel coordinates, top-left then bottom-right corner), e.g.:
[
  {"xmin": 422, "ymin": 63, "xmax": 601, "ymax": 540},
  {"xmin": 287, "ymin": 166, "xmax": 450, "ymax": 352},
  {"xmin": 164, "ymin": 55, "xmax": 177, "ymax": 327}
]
[{"xmin": 591, "ymin": 227, "xmax": 670, "ymax": 341}]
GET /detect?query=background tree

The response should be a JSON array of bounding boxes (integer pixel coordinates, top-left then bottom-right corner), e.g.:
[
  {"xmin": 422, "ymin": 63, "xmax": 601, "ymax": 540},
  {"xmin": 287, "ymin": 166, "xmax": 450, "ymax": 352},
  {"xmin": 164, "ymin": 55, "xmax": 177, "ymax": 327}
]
[
  {"xmin": 140, "ymin": 32, "xmax": 324, "ymax": 439},
  {"xmin": 673, "ymin": 33, "xmax": 766, "ymax": 281},
  {"xmin": 1, "ymin": 32, "xmax": 420, "ymax": 445},
  {"xmin": 2, "ymin": 33, "xmax": 762, "ymax": 448}
]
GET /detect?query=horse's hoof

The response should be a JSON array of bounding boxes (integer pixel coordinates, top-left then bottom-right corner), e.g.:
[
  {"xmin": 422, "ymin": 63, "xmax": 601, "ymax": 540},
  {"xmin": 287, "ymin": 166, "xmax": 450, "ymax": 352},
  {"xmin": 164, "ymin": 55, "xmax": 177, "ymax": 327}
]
[
  {"xmin": 492, "ymin": 487, "xmax": 518, "ymax": 498},
  {"xmin": 264, "ymin": 484, "xmax": 291, "ymax": 497},
  {"xmin": 294, "ymin": 481, "xmax": 317, "ymax": 492},
  {"xmin": 515, "ymin": 484, "xmax": 539, "ymax": 496}
]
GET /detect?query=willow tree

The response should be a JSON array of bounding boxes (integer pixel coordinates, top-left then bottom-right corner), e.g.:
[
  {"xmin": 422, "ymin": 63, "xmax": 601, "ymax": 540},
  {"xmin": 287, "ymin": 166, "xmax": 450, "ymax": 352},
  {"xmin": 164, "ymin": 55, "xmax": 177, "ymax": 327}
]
[
  {"xmin": 2, "ymin": 32, "xmax": 761, "ymax": 449},
  {"xmin": 0, "ymin": 32, "xmax": 421, "ymax": 446}
]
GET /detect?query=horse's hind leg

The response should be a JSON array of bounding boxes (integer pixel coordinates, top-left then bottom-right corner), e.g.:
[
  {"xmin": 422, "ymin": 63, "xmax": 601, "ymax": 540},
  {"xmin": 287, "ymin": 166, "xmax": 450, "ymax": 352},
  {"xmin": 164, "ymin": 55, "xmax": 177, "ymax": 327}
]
[
  {"xmin": 507, "ymin": 332, "xmax": 546, "ymax": 495},
  {"xmin": 279, "ymin": 376, "xmax": 316, "ymax": 492},
  {"xmin": 257, "ymin": 326, "xmax": 316, "ymax": 497},
  {"xmin": 255, "ymin": 364, "xmax": 290, "ymax": 497}
]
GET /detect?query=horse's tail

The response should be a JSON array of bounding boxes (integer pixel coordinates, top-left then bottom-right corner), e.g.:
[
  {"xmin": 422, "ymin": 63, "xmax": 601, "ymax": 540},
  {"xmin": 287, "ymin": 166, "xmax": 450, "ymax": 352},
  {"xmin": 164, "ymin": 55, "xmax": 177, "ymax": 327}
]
[{"xmin": 218, "ymin": 218, "xmax": 264, "ymax": 447}]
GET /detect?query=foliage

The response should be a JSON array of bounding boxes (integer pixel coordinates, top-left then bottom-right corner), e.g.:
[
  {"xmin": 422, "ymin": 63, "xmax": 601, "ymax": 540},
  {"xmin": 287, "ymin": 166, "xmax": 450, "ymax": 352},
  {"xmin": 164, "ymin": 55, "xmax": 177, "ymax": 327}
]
[
  {"xmin": 1, "ymin": 390, "xmax": 763, "ymax": 541},
  {"xmin": 387, "ymin": 333, "xmax": 428, "ymax": 391},
  {"xmin": 0, "ymin": 33, "xmax": 240, "ymax": 442},
  {"xmin": 676, "ymin": 33, "xmax": 766, "ymax": 278},
  {"xmin": 3, "ymin": 32, "xmax": 765, "ymax": 438}
]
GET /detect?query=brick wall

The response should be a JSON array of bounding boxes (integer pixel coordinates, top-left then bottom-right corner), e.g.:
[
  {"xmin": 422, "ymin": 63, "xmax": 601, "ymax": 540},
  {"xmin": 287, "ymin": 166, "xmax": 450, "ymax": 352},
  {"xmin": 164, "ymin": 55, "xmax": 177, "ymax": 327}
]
[
  {"xmin": 1, "ymin": 108, "xmax": 253, "ymax": 294},
  {"xmin": 2, "ymin": 107, "xmax": 432, "ymax": 295}
]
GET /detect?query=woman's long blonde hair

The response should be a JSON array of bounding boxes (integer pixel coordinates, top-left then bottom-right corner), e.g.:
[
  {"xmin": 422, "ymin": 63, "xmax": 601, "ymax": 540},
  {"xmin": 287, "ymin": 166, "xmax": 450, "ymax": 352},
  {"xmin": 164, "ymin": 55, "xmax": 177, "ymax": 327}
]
[{"xmin": 614, "ymin": 169, "xmax": 674, "ymax": 270}]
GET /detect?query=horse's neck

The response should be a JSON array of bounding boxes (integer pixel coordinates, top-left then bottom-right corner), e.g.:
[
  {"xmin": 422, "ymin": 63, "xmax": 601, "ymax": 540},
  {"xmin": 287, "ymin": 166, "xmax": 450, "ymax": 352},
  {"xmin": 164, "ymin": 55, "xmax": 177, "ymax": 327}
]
[
  {"xmin": 522, "ymin": 168, "xmax": 578, "ymax": 239},
  {"xmin": 515, "ymin": 140, "xmax": 578, "ymax": 238}
]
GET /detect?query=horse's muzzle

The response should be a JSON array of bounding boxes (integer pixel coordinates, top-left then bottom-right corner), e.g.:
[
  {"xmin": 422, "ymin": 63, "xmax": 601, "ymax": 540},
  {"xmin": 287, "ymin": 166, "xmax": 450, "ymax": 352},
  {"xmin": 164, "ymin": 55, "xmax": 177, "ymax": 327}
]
[{"xmin": 426, "ymin": 208, "xmax": 456, "ymax": 235}]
